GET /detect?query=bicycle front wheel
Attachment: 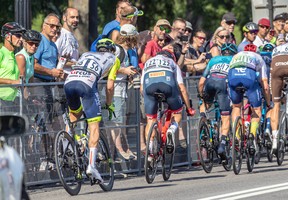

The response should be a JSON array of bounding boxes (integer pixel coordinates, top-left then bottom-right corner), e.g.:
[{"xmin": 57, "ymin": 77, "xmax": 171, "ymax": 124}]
[
  {"xmin": 232, "ymin": 116, "xmax": 243, "ymax": 175},
  {"xmin": 197, "ymin": 116, "xmax": 213, "ymax": 173},
  {"xmin": 98, "ymin": 130, "xmax": 115, "ymax": 191},
  {"xmin": 145, "ymin": 122, "xmax": 159, "ymax": 184},
  {"xmin": 54, "ymin": 130, "xmax": 81, "ymax": 196}
]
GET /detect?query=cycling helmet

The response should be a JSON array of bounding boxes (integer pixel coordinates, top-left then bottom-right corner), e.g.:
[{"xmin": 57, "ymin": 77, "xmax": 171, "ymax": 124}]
[
  {"xmin": 22, "ymin": 30, "xmax": 42, "ymax": 42},
  {"xmin": 156, "ymin": 49, "xmax": 176, "ymax": 62},
  {"xmin": 244, "ymin": 44, "xmax": 257, "ymax": 52},
  {"xmin": 262, "ymin": 43, "xmax": 275, "ymax": 52},
  {"xmin": 221, "ymin": 43, "xmax": 238, "ymax": 55},
  {"xmin": 1, "ymin": 22, "xmax": 26, "ymax": 37},
  {"xmin": 96, "ymin": 38, "xmax": 116, "ymax": 53},
  {"xmin": 242, "ymin": 22, "xmax": 258, "ymax": 32}
]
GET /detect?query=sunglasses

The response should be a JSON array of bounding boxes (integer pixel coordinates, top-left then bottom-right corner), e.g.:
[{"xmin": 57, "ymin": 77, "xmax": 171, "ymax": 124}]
[
  {"xmin": 185, "ymin": 29, "xmax": 192, "ymax": 33},
  {"xmin": 259, "ymin": 25, "xmax": 270, "ymax": 29},
  {"xmin": 226, "ymin": 21, "xmax": 236, "ymax": 25},
  {"xmin": 196, "ymin": 35, "xmax": 206, "ymax": 40},
  {"xmin": 249, "ymin": 30, "xmax": 258, "ymax": 35},
  {"xmin": 13, "ymin": 33, "xmax": 22, "ymax": 38},
  {"xmin": 45, "ymin": 22, "xmax": 61, "ymax": 30},
  {"xmin": 26, "ymin": 41, "xmax": 40, "ymax": 47},
  {"xmin": 218, "ymin": 35, "xmax": 230, "ymax": 39},
  {"xmin": 159, "ymin": 25, "xmax": 171, "ymax": 33},
  {"xmin": 269, "ymin": 30, "xmax": 275, "ymax": 36}
]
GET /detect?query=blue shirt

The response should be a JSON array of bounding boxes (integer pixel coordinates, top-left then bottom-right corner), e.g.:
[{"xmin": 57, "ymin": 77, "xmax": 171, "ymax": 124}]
[
  {"xmin": 237, "ymin": 40, "xmax": 250, "ymax": 52},
  {"xmin": 127, "ymin": 48, "xmax": 138, "ymax": 68},
  {"xmin": 102, "ymin": 20, "xmax": 120, "ymax": 36},
  {"xmin": 34, "ymin": 34, "xmax": 58, "ymax": 80}
]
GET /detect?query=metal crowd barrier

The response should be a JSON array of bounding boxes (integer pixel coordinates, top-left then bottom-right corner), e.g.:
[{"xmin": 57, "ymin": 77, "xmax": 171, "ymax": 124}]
[{"xmin": 0, "ymin": 76, "xmax": 202, "ymax": 186}]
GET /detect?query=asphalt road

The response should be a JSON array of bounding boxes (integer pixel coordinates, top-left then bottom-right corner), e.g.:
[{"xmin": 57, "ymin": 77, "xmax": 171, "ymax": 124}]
[{"xmin": 28, "ymin": 156, "xmax": 288, "ymax": 200}]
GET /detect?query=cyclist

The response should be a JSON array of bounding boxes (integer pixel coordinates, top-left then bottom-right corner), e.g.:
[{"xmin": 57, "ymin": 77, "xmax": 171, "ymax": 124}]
[
  {"xmin": 238, "ymin": 22, "xmax": 258, "ymax": 52},
  {"xmin": 140, "ymin": 49, "xmax": 195, "ymax": 157},
  {"xmin": 198, "ymin": 43, "xmax": 237, "ymax": 159},
  {"xmin": 64, "ymin": 38, "xmax": 120, "ymax": 183},
  {"xmin": 228, "ymin": 43, "xmax": 271, "ymax": 153},
  {"xmin": 270, "ymin": 39, "xmax": 288, "ymax": 151}
]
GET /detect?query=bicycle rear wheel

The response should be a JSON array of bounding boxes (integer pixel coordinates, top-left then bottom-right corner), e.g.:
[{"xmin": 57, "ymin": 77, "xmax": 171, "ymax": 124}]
[
  {"xmin": 232, "ymin": 116, "xmax": 243, "ymax": 175},
  {"xmin": 145, "ymin": 122, "xmax": 159, "ymax": 184},
  {"xmin": 98, "ymin": 130, "xmax": 115, "ymax": 191},
  {"xmin": 246, "ymin": 133, "xmax": 255, "ymax": 173},
  {"xmin": 54, "ymin": 130, "xmax": 81, "ymax": 196},
  {"xmin": 197, "ymin": 116, "xmax": 213, "ymax": 173},
  {"xmin": 162, "ymin": 141, "xmax": 175, "ymax": 181},
  {"xmin": 276, "ymin": 112, "xmax": 286, "ymax": 166}
]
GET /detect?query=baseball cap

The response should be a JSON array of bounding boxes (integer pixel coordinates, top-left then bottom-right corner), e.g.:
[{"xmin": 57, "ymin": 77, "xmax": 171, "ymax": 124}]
[
  {"xmin": 222, "ymin": 12, "xmax": 237, "ymax": 22},
  {"xmin": 185, "ymin": 21, "xmax": 193, "ymax": 31},
  {"xmin": 274, "ymin": 13, "xmax": 285, "ymax": 21},
  {"xmin": 156, "ymin": 19, "xmax": 171, "ymax": 28},
  {"xmin": 258, "ymin": 18, "xmax": 270, "ymax": 27},
  {"xmin": 120, "ymin": 24, "xmax": 138, "ymax": 36}
]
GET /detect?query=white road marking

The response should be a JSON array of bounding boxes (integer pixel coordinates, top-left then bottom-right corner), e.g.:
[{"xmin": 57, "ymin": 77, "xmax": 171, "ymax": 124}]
[{"xmin": 198, "ymin": 182, "xmax": 288, "ymax": 200}]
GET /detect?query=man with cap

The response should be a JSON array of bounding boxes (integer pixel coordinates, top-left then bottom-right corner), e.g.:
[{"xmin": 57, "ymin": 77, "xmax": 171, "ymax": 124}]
[
  {"xmin": 0, "ymin": 22, "xmax": 26, "ymax": 112},
  {"xmin": 221, "ymin": 12, "xmax": 237, "ymax": 44},
  {"xmin": 273, "ymin": 13, "xmax": 285, "ymax": 37},
  {"xmin": 141, "ymin": 19, "xmax": 171, "ymax": 63},
  {"xmin": 254, "ymin": 18, "xmax": 271, "ymax": 48},
  {"xmin": 184, "ymin": 21, "xmax": 193, "ymax": 42}
]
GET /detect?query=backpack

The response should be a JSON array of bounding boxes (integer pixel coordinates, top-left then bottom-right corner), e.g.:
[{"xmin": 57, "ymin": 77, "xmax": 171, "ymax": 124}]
[{"xmin": 90, "ymin": 26, "xmax": 120, "ymax": 52}]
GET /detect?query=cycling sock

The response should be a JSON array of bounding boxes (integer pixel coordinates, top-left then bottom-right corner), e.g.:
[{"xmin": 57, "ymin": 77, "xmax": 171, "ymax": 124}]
[
  {"xmin": 272, "ymin": 130, "xmax": 278, "ymax": 139},
  {"xmin": 89, "ymin": 147, "xmax": 98, "ymax": 168},
  {"xmin": 250, "ymin": 121, "xmax": 259, "ymax": 138}
]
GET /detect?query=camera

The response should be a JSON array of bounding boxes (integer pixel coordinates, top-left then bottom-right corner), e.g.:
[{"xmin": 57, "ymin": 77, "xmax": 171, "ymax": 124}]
[
  {"xmin": 205, "ymin": 53, "xmax": 212, "ymax": 59},
  {"xmin": 180, "ymin": 35, "xmax": 189, "ymax": 42}
]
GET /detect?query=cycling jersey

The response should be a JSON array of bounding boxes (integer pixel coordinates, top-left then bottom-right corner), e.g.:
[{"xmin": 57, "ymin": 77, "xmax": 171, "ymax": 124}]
[
  {"xmin": 64, "ymin": 52, "xmax": 120, "ymax": 122},
  {"xmin": 202, "ymin": 55, "xmax": 233, "ymax": 115},
  {"xmin": 271, "ymin": 43, "xmax": 288, "ymax": 102},
  {"xmin": 142, "ymin": 54, "xmax": 183, "ymax": 118},
  {"xmin": 228, "ymin": 51, "xmax": 266, "ymax": 107}
]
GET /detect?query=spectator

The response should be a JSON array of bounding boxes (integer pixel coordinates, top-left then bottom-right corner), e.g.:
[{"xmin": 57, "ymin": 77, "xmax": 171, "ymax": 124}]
[
  {"xmin": 238, "ymin": 22, "xmax": 258, "ymax": 52},
  {"xmin": 184, "ymin": 21, "xmax": 193, "ymax": 42},
  {"xmin": 273, "ymin": 13, "xmax": 285, "ymax": 37},
  {"xmin": 16, "ymin": 30, "xmax": 42, "ymax": 99},
  {"xmin": 51, "ymin": 27, "xmax": 61, "ymax": 43},
  {"xmin": 55, "ymin": 7, "xmax": 80, "ymax": 71},
  {"xmin": 141, "ymin": 19, "xmax": 171, "ymax": 64},
  {"xmin": 221, "ymin": 12, "xmax": 237, "ymax": 44},
  {"xmin": 108, "ymin": 24, "xmax": 139, "ymax": 161},
  {"xmin": 254, "ymin": 18, "xmax": 270, "ymax": 48},
  {"xmin": 283, "ymin": 12, "xmax": 288, "ymax": 35},
  {"xmin": 0, "ymin": 22, "xmax": 25, "ymax": 112},
  {"xmin": 33, "ymin": 13, "xmax": 63, "ymax": 170},
  {"xmin": 184, "ymin": 29, "xmax": 207, "ymax": 75},
  {"xmin": 210, "ymin": 26, "xmax": 229, "ymax": 57}
]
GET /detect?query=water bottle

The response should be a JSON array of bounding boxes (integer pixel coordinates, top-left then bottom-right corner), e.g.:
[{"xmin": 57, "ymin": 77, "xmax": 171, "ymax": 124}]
[{"xmin": 56, "ymin": 57, "xmax": 67, "ymax": 70}]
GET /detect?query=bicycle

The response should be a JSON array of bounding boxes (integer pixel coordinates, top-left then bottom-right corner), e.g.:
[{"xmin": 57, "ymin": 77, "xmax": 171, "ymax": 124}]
[
  {"xmin": 232, "ymin": 87, "xmax": 257, "ymax": 174},
  {"xmin": 144, "ymin": 92, "xmax": 175, "ymax": 184},
  {"xmin": 54, "ymin": 108, "xmax": 114, "ymax": 195},
  {"xmin": 197, "ymin": 98, "xmax": 232, "ymax": 173}
]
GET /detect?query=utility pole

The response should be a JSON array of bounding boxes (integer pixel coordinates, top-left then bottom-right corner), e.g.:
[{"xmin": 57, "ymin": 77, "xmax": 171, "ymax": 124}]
[{"xmin": 14, "ymin": 0, "xmax": 31, "ymax": 29}]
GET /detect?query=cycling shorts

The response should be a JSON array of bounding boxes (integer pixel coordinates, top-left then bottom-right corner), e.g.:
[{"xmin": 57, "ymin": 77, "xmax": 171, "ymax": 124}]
[
  {"xmin": 228, "ymin": 67, "xmax": 262, "ymax": 107},
  {"xmin": 143, "ymin": 70, "xmax": 183, "ymax": 118},
  {"xmin": 203, "ymin": 77, "xmax": 231, "ymax": 115},
  {"xmin": 64, "ymin": 80, "xmax": 102, "ymax": 123},
  {"xmin": 271, "ymin": 55, "xmax": 288, "ymax": 102}
]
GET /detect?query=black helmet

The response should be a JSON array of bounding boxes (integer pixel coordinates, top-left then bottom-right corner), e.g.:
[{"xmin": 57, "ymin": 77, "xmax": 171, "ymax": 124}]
[
  {"xmin": 156, "ymin": 49, "xmax": 176, "ymax": 62},
  {"xmin": 96, "ymin": 38, "xmax": 116, "ymax": 53},
  {"xmin": 1, "ymin": 22, "xmax": 26, "ymax": 37},
  {"xmin": 221, "ymin": 43, "xmax": 238, "ymax": 56},
  {"xmin": 22, "ymin": 30, "xmax": 42, "ymax": 42},
  {"xmin": 242, "ymin": 22, "xmax": 258, "ymax": 32}
]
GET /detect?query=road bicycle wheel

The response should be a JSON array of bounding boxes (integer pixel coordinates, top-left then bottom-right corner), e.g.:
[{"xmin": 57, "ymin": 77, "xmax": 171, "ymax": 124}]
[
  {"xmin": 145, "ymin": 122, "xmax": 159, "ymax": 184},
  {"xmin": 97, "ymin": 130, "xmax": 115, "ymax": 191},
  {"xmin": 197, "ymin": 116, "xmax": 213, "ymax": 173},
  {"xmin": 54, "ymin": 130, "xmax": 81, "ymax": 196},
  {"xmin": 162, "ymin": 139, "xmax": 175, "ymax": 181},
  {"xmin": 255, "ymin": 126, "xmax": 263, "ymax": 164},
  {"xmin": 246, "ymin": 133, "xmax": 255, "ymax": 173},
  {"xmin": 222, "ymin": 126, "xmax": 232, "ymax": 171},
  {"xmin": 232, "ymin": 116, "xmax": 243, "ymax": 175},
  {"xmin": 276, "ymin": 112, "xmax": 287, "ymax": 166}
]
